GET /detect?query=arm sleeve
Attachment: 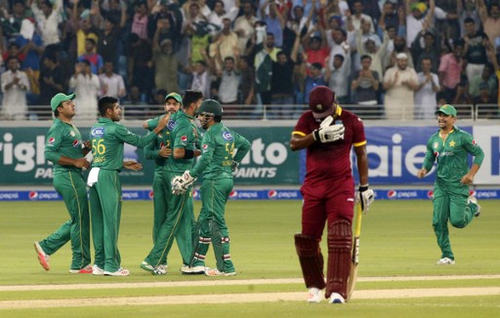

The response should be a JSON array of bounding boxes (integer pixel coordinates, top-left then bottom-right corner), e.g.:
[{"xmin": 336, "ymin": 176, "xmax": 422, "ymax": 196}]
[
  {"xmin": 292, "ymin": 113, "xmax": 312, "ymax": 137},
  {"xmin": 462, "ymin": 133, "xmax": 484, "ymax": 166},
  {"xmin": 173, "ymin": 124, "xmax": 193, "ymax": 150},
  {"xmin": 144, "ymin": 138, "xmax": 160, "ymax": 160},
  {"xmin": 233, "ymin": 131, "xmax": 251, "ymax": 163},
  {"xmin": 145, "ymin": 116, "xmax": 160, "ymax": 131},
  {"xmin": 114, "ymin": 124, "xmax": 156, "ymax": 148},
  {"xmin": 422, "ymin": 138, "xmax": 436, "ymax": 171},
  {"xmin": 351, "ymin": 116, "xmax": 367, "ymax": 147},
  {"xmin": 44, "ymin": 128, "xmax": 64, "ymax": 163},
  {"xmin": 190, "ymin": 132, "xmax": 215, "ymax": 178}
]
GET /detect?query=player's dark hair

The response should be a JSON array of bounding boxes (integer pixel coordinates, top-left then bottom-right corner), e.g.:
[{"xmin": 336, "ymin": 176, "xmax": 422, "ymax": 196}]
[
  {"xmin": 214, "ymin": 115, "xmax": 222, "ymax": 122},
  {"xmin": 53, "ymin": 109, "xmax": 60, "ymax": 117},
  {"xmin": 182, "ymin": 90, "xmax": 203, "ymax": 109},
  {"xmin": 98, "ymin": 96, "xmax": 118, "ymax": 117}
]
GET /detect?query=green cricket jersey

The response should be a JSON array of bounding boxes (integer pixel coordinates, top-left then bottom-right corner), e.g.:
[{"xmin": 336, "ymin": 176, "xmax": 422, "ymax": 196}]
[
  {"xmin": 166, "ymin": 111, "xmax": 200, "ymax": 173},
  {"xmin": 190, "ymin": 122, "xmax": 250, "ymax": 180},
  {"xmin": 144, "ymin": 116, "xmax": 171, "ymax": 170},
  {"xmin": 423, "ymin": 126, "xmax": 484, "ymax": 184},
  {"xmin": 90, "ymin": 117, "xmax": 156, "ymax": 170},
  {"xmin": 45, "ymin": 118, "xmax": 85, "ymax": 175}
]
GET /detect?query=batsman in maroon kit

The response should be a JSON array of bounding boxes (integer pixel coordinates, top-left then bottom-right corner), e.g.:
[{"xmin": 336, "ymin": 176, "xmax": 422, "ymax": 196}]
[{"xmin": 290, "ymin": 86, "xmax": 374, "ymax": 304}]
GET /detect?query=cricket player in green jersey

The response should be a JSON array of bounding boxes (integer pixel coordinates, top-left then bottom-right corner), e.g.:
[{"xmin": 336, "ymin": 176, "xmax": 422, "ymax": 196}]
[
  {"xmin": 34, "ymin": 93, "xmax": 92, "ymax": 274},
  {"xmin": 173, "ymin": 99, "xmax": 251, "ymax": 276},
  {"xmin": 142, "ymin": 90, "xmax": 204, "ymax": 275},
  {"xmin": 418, "ymin": 104, "xmax": 484, "ymax": 265},
  {"xmin": 87, "ymin": 96, "xmax": 167, "ymax": 276},
  {"xmin": 141, "ymin": 92, "xmax": 180, "ymax": 273}
]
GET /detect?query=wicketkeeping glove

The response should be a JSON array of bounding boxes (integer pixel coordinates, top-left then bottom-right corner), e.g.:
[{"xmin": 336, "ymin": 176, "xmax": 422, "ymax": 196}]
[
  {"xmin": 357, "ymin": 185, "xmax": 375, "ymax": 212},
  {"xmin": 171, "ymin": 171, "xmax": 197, "ymax": 195}
]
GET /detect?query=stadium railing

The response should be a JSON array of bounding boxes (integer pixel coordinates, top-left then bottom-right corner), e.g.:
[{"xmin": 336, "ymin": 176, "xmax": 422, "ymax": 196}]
[{"xmin": 1, "ymin": 103, "xmax": 499, "ymax": 121}]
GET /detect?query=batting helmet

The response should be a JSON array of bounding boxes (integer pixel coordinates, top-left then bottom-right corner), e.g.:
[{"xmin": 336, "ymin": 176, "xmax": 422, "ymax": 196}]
[
  {"xmin": 309, "ymin": 86, "xmax": 335, "ymax": 118},
  {"xmin": 197, "ymin": 99, "xmax": 223, "ymax": 117}
]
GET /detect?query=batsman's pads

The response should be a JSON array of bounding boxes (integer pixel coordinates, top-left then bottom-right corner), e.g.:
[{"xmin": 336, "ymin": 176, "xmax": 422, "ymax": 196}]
[
  {"xmin": 313, "ymin": 118, "xmax": 345, "ymax": 143},
  {"xmin": 294, "ymin": 234, "xmax": 326, "ymax": 290},
  {"xmin": 357, "ymin": 185, "xmax": 374, "ymax": 212},
  {"xmin": 325, "ymin": 219, "xmax": 352, "ymax": 300}
]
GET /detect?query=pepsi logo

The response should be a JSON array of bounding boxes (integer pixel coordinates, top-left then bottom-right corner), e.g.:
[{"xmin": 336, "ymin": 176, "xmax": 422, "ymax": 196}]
[
  {"xmin": 229, "ymin": 190, "xmax": 238, "ymax": 198},
  {"xmin": 72, "ymin": 140, "xmax": 80, "ymax": 147},
  {"xmin": 267, "ymin": 190, "xmax": 277, "ymax": 198},
  {"xmin": 181, "ymin": 135, "xmax": 187, "ymax": 142},
  {"xmin": 469, "ymin": 190, "xmax": 476, "ymax": 197},
  {"xmin": 427, "ymin": 190, "xmax": 434, "ymax": 199},
  {"xmin": 149, "ymin": 191, "xmax": 154, "ymax": 199},
  {"xmin": 48, "ymin": 137, "xmax": 55, "ymax": 144},
  {"xmin": 193, "ymin": 189, "xmax": 199, "ymax": 198},
  {"xmin": 387, "ymin": 190, "xmax": 397, "ymax": 199},
  {"xmin": 29, "ymin": 191, "xmax": 38, "ymax": 200}
]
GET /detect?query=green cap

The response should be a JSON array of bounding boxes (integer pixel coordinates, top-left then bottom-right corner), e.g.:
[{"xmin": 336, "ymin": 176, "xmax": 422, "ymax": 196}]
[
  {"xmin": 165, "ymin": 92, "xmax": 183, "ymax": 105},
  {"xmin": 50, "ymin": 93, "xmax": 75, "ymax": 112},
  {"xmin": 436, "ymin": 104, "xmax": 457, "ymax": 117},
  {"xmin": 197, "ymin": 99, "xmax": 223, "ymax": 117}
]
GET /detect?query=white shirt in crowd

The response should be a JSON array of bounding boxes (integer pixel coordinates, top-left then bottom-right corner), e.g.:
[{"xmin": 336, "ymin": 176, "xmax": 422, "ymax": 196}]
[
  {"xmin": 69, "ymin": 73, "xmax": 100, "ymax": 121},
  {"xmin": 99, "ymin": 73, "xmax": 126, "ymax": 99},
  {"xmin": 1, "ymin": 70, "xmax": 30, "ymax": 120},
  {"xmin": 218, "ymin": 70, "xmax": 240, "ymax": 103},
  {"xmin": 31, "ymin": 0, "xmax": 63, "ymax": 46},
  {"xmin": 414, "ymin": 72, "xmax": 440, "ymax": 119},
  {"xmin": 191, "ymin": 70, "xmax": 211, "ymax": 98}
]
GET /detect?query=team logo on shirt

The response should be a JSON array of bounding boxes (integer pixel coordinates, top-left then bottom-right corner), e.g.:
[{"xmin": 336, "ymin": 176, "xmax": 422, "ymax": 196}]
[
  {"xmin": 48, "ymin": 137, "xmax": 55, "ymax": 145},
  {"xmin": 167, "ymin": 120, "xmax": 176, "ymax": 130},
  {"xmin": 222, "ymin": 131, "xmax": 233, "ymax": 141},
  {"xmin": 91, "ymin": 127, "xmax": 104, "ymax": 137},
  {"xmin": 449, "ymin": 140, "xmax": 455, "ymax": 147},
  {"xmin": 72, "ymin": 140, "xmax": 80, "ymax": 148},
  {"xmin": 180, "ymin": 135, "xmax": 188, "ymax": 144},
  {"xmin": 202, "ymin": 144, "xmax": 209, "ymax": 152}
]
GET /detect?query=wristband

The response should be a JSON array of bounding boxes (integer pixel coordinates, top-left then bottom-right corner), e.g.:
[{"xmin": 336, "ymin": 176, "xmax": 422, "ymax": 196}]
[
  {"xmin": 183, "ymin": 149, "xmax": 194, "ymax": 159},
  {"xmin": 359, "ymin": 184, "xmax": 369, "ymax": 191},
  {"xmin": 313, "ymin": 129, "xmax": 320, "ymax": 142}
]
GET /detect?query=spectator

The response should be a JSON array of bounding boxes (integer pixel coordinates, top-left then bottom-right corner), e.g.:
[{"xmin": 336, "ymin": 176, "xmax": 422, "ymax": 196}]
[
  {"xmin": 238, "ymin": 55, "xmax": 255, "ymax": 105},
  {"xmin": 304, "ymin": 62, "xmax": 328, "ymax": 104},
  {"xmin": 128, "ymin": 33, "xmax": 153, "ymax": 102},
  {"xmin": 260, "ymin": 0, "xmax": 286, "ymax": 48},
  {"xmin": 153, "ymin": 36, "xmax": 179, "ymax": 93},
  {"xmin": 326, "ymin": 27, "xmax": 350, "ymax": 60},
  {"xmin": 463, "ymin": 17, "xmax": 488, "ymax": 81},
  {"xmin": 327, "ymin": 49, "xmax": 352, "ymax": 104},
  {"xmin": 31, "ymin": 0, "xmax": 62, "ymax": 46},
  {"xmin": 478, "ymin": 0, "xmax": 500, "ymax": 47},
  {"xmin": 383, "ymin": 52, "xmax": 419, "ymax": 119},
  {"xmin": 254, "ymin": 33, "xmax": 280, "ymax": 105},
  {"xmin": 210, "ymin": 17, "xmax": 239, "ymax": 72},
  {"xmin": 379, "ymin": 0, "xmax": 399, "ymax": 30},
  {"xmin": 234, "ymin": 1, "xmax": 257, "ymax": 54},
  {"xmin": 77, "ymin": 38, "xmax": 103, "ymax": 74},
  {"xmin": 415, "ymin": 57, "xmax": 440, "ymax": 119},
  {"xmin": 351, "ymin": 0, "xmax": 375, "ymax": 32},
  {"xmin": 216, "ymin": 56, "xmax": 241, "ymax": 105},
  {"xmin": 351, "ymin": 55, "xmax": 380, "ymax": 109},
  {"xmin": 410, "ymin": 30, "xmax": 441, "ymax": 73},
  {"xmin": 355, "ymin": 27, "xmax": 389, "ymax": 79},
  {"xmin": 39, "ymin": 54, "xmax": 66, "ymax": 107},
  {"xmin": 386, "ymin": 35, "xmax": 414, "ymax": 70},
  {"xmin": 405, "ymin": 0, "xmax": 435, "ymax": 48},
  {"xmin": 2, "ymin": 42, "xmax": 25, "ymax": 64},
  {"xmin": 1, "ymin": 57, "xmax": 30, "ymax": 120},
  {"xmin": 1, "ymin": 0, "xmax": 29, "ymax": 39},
  {"xmin": 458, "ymin": 0, "xmax": 481, "ymax": 37},
  {"xmin": 191, "ymin": 60, "xmax": 211, "ymax": 98},
  {"xmin": 131, "ymin": 1, "xmax": 149, "ymax": 40},
  {"xmin": 99, "ymin": 61, "xmax": 126, "ymax": 99},
  {"xmin": 270, "ymin": 51, "xmax": 296, "ymax": 117},
  {"xmin": 70, "ymin": 4, "xmax": 99, "ymax": 57},
  {"xmin": 98, "ymin": 16, "xmax": 121, "ymax": 67},
  {"xmin": 468, "ymin": 63, "xmax": 497, "ymax": 101},
  {"xmin": 208, "ymin": 0, "xmax": 239, "ymax": 30},
  {"xmin": 69, "ymin": 60, "xmax": 100, "ymax": 121},
  {"xmin": 439, "ymin": 39, "xmax": 465, "ymax": 103},
  {"xmin": 303, "ymin": 25, "xmax": 330, "ymax": 69}
]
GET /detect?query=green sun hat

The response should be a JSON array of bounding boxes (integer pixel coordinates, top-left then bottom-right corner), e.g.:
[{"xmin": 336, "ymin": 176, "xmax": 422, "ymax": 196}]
[
  {"xmin": 165, "ymin": 92, "xmax": 183, "ymax": 105},
  {"xmin": 436, "ymin": 104, "xmax": 457, "ymax": 117},
  {"xmin": 50, "ymin": 93, "xmax": 76, "ymax": 112}
]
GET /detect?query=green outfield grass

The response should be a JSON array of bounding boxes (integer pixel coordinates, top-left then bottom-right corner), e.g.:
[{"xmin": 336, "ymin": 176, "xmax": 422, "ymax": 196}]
[{"xmin": 1, "ymin": 200, "xmax": 499, "ymax": 316}]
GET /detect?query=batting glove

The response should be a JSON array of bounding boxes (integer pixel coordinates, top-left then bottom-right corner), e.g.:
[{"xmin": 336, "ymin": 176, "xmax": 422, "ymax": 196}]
[
  {"xmin": 313, "ymin": 124, "xmax": 345, "ymax": 143},
  {"xmin": 357, "ymin": 185, "xmax": 374, "ymax": 212}
]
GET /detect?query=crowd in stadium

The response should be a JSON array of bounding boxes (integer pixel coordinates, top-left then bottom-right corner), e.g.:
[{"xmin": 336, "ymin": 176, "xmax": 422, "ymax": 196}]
[{"xmin": 0, "ymin": 0, "xmax": 499, "ymax": 120}]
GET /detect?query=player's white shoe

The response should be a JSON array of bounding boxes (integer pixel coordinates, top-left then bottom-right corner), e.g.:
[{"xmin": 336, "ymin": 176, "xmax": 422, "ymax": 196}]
[
  {"xmin": 181, "ymin": 265, "xmax": 206, "ymax": 275},
  {"xmin": 436, "ymin": 257, "xmax": 455, "ymax": 265},
  {"xmin": 307, "ymin": 287, "xmax": 322, "ymax": 303},
  {"xmin": 34, "ymin": 241, "xmax": 50, "ymax": 271},
  {"xmin": 152, "ymin": 265, "xmax": 167, "ymax": 276},
  {"xmin": 104, "ymin": 268, "xmax": 130, "ymax": 276},
  {"xmin": 204, "ymin": 268, "xmax": 236, "ymax": 277},
  {"xmin": 140, "ymin": 261, "xmax": 154, "ymax": 273},
  {"xmin": 69, "ymin": 265, "xmax": 92, "ymax": 274},
  {"xmin": 92, "ymin": 265, "xmax": 104, "ymax": 275},
  {"xmin": 328, "ymin": 292, "xmax": 345, "ymax": 304},
  {"xmin": 467, "ymin": 195, "xmax": 481, "ymax": 217}
]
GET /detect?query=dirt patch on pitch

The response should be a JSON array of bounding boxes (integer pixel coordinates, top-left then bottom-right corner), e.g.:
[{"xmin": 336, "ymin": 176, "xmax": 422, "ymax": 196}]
[{"xmin": 2, "ymin": 287, "xmax": 500, "ymax": 309}]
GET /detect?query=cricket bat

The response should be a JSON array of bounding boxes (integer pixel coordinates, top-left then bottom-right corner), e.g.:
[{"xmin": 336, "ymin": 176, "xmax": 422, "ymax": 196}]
[{"xmin": 347, "ymin": 203, "xmax": 363, "ymax": 300}]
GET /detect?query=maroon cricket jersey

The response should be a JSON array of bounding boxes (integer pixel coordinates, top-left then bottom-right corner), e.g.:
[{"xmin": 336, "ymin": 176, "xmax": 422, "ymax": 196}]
[{"xmin": 292, "ymin": 106, "xmax": 366, "ymax": 186}]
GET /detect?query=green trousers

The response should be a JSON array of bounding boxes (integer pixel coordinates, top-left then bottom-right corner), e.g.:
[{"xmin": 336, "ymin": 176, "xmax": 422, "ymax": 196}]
[
  {"xmin": 39, "ymin": 170, "xmax": 91, "ymax": 270},
  {"xmin": 145, "ymin": 171, "xmax": 194, "ymax": 267},
  {"xmin": 432, "ymin": 184, "xmax": 477, "ymax": 260},
  {"xmin": 152, "ymin": 169, "xmax": 168, "ymax": 265},
  {"xmin": 191, "ymin": 178, "xmax": 234, "ymax": 273},
  {"xmin": 89, "ymin": 169, "xmax": 122, "ymax": 272}
]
